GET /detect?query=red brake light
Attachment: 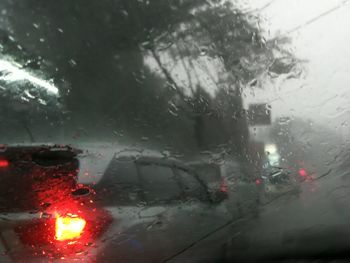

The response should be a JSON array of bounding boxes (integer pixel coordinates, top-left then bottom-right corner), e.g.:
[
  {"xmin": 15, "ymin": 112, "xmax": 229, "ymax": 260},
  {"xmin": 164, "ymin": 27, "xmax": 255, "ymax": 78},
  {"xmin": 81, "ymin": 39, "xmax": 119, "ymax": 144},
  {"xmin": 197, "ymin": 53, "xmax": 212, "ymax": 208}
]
[
  {"xmin": 0, "ymin": 159, "xmax": 9, "ymax": 168},
  {"xmin": 255, "ymin": 179, "xmax": 262, "ymax": 185},
  {"xmin": 55, "ymin": 214, "xmax": 86, "ymax": 241},
  {"xmin": 299, "ymin": 168, "xmax": 307, "ymax": 177},
  {"xmin": 220, "ymin": 177, "xmax": 228, "ymax": 193}
]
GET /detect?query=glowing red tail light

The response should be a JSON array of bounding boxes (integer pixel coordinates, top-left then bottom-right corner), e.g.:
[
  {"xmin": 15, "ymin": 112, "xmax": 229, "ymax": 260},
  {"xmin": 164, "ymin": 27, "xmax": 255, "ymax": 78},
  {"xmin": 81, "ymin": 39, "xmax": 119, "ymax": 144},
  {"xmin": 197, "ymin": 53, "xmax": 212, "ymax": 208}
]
[
  {"xmin": 255, "ymin": 179, "xmax": 262, "ymax": 185},
  {"xmin": 55, "ymin": 214, "xmax": 86, "ymax": 241},
  {"xmin": 0, "ymin": 159, "xmax": 9, "ymax": 168},
  {"xmin": 299, "ymin": 168, "xmax": 307, "ymax": 177},
  {"xmin": 220, "ymin": 177, "xmax": 228, "ymax": 193}
]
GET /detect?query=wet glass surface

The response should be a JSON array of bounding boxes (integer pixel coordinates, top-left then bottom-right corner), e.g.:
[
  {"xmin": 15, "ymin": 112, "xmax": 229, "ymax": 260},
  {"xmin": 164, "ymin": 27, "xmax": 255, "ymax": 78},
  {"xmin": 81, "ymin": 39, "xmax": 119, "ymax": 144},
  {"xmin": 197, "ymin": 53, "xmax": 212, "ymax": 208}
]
[{"xmin": 0, "ymin": 0, "xmax": 350, "ymax": 262}]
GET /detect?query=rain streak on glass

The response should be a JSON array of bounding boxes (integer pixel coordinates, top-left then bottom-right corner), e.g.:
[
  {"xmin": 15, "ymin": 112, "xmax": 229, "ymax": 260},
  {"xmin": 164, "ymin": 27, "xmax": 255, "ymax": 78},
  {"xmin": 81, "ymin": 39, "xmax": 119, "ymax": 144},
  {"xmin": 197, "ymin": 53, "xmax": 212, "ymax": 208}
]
[{"xmin": 0, "ymin": 0, "xmax": 349, "ymax": 262}]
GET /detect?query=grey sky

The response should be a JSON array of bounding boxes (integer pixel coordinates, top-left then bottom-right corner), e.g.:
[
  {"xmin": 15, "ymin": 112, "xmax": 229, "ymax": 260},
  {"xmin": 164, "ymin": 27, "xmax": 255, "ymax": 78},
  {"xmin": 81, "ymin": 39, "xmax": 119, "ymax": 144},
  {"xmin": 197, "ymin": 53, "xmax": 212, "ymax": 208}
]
[
  {"xmin": 146, "ymin": 0, "xmax": 350, "ymax": 135},
  {"xmin": 244, "ymin": 0, "xmax": 350, "ymax": 136}
]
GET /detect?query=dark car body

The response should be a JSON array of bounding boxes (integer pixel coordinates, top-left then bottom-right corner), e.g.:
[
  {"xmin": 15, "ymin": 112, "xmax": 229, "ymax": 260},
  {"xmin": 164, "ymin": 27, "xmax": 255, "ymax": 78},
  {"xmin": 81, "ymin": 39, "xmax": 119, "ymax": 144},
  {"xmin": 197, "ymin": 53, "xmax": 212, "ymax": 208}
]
[{"xmin": 188, "ymin": 156, "xmax": 261, "ymax": 218}]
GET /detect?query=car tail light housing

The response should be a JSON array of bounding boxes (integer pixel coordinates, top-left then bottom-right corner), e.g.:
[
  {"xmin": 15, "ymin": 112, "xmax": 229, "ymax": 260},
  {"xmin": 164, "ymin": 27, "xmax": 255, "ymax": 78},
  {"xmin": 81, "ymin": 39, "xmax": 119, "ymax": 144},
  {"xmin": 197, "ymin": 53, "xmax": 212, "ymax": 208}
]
[
  {"xmin": 15, "ymin": 208, "xmax": 112, "ymax": 247},
  {"xmin": 220, "ymin": 177, "xmax": 228, "ymax": 193}
]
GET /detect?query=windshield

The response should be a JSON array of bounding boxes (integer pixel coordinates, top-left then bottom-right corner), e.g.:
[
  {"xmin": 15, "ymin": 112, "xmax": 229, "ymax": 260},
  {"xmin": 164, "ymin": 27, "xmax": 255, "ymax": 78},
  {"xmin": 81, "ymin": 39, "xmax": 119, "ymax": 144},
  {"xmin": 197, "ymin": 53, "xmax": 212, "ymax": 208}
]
[{"xmin": 0, "ymin": 0, "xmax": 349, "ymax": 262}]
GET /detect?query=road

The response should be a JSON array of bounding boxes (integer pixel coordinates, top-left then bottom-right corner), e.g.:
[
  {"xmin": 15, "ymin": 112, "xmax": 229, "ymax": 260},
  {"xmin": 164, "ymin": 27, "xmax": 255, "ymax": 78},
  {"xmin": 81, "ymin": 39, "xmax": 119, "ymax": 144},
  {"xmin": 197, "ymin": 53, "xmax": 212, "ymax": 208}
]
[
  {"xmin": 73, "ymin": 143, "xmax": 350, "ymax": 262},
  {"xmin": 168, "ymin": 164, "xmax": 350, "ymax": 262}
]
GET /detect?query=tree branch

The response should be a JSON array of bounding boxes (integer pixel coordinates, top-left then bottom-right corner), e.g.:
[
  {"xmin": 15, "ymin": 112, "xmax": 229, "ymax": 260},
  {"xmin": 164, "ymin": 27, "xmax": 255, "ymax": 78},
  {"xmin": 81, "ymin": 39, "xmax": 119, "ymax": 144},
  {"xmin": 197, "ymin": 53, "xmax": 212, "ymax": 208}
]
[{"xmin": 149, "ymin": 47, "xmax": 186, "ymax": 101}]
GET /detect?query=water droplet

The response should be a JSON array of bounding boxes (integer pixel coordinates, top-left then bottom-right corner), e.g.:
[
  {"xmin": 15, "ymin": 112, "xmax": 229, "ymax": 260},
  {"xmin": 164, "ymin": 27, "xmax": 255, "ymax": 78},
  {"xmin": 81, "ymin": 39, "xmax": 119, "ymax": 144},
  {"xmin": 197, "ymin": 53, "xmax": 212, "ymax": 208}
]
[
  {"xmin": 121, "ymin": 10, "xmax": 129, "ymax": 17},
  {"xmin": 199, "ymin": 46, "xmax": 208, "ymax": 56},
  {"xmin": 69, "ymin": 59, "xmax": 77, "ymax": 67}
]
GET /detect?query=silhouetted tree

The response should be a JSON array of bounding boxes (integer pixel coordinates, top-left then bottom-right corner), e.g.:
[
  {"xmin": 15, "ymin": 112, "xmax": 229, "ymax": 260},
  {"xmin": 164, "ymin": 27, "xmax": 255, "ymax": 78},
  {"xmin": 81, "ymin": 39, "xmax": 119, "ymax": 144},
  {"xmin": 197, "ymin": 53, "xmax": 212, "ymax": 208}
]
[{"xmin": 0, "ymin": 0, "xmax": 297, "ymax": 152}]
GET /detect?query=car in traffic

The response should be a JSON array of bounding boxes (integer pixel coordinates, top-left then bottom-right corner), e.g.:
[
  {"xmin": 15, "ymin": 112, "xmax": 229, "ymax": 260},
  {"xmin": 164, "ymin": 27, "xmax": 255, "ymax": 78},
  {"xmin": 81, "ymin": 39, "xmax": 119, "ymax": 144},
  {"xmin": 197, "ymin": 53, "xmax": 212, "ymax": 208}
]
[
  {"xmin": 0, "ymin": 145, "xmax": 233, "ymax": 262},
  {"xmin": 260, "ymin": 165, "xmax": 301, "ymax": 200},
  {"xmin": 187, "ymin": 154, "xmax": 261, "ymax": 218}
]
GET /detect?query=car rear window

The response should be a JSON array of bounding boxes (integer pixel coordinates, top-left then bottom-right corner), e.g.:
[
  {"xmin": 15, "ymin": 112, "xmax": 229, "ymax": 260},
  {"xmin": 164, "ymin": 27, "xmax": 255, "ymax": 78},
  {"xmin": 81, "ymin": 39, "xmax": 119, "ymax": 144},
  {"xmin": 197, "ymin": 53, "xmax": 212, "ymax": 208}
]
[
  {"xmin": 93, "ymin": 160, "xmax": 140, "ymax": 205},
  {"xmin": 177, "ymin": 169, "xmax": 209, "ymax": 202},
  {"xmin": 139, "ymin": 164, "xmax": 181, "ymax": 203},
  {"xmin": 190, "ymin": 163, "xmax": 221, "ymax": 186}
]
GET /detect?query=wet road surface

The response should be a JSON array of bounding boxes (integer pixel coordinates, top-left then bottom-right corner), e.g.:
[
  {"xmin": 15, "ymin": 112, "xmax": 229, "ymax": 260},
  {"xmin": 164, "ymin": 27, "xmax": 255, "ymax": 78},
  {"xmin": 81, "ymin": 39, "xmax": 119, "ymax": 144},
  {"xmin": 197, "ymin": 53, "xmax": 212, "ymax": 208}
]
[{"xmin": 168, "ymin": 166, "xmax": 350, "ymax": 262}]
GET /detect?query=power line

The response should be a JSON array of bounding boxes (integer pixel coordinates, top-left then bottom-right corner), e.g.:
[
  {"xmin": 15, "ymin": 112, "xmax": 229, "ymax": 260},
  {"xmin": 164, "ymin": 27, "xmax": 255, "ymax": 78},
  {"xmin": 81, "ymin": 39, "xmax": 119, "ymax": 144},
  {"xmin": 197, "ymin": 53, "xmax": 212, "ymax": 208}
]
[
  {"xmin": 266, "ymin": 0, "xmax": 350, "ymax": 42},
  {"xmin": 257, "ymin": 0, "xmax": 278, "ymax": 12},
  {"xmin": 244, "ymin": 0, "xmax": 278, "ymax": 14},
  {"xmin": 286, "ymin": 0, "xmax": 350, "ymax": 35}
]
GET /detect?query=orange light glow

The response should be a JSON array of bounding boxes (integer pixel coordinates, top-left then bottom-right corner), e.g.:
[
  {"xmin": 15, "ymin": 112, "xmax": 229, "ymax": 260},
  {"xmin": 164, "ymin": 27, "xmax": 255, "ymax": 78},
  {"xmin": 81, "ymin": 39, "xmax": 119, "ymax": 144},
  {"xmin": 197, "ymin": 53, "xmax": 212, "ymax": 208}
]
[{"xmin": 55, "ymin": 215, "xmax": 86, "ymax": 241}]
